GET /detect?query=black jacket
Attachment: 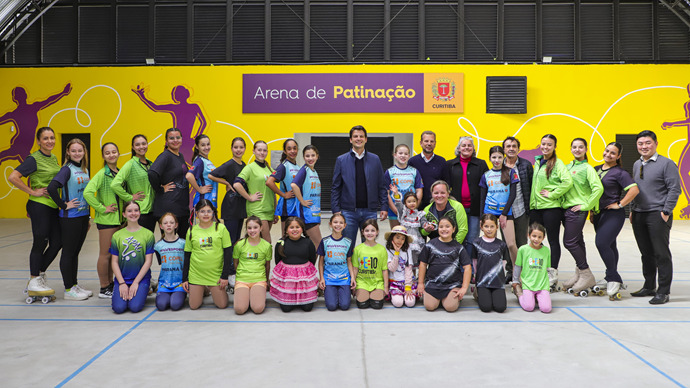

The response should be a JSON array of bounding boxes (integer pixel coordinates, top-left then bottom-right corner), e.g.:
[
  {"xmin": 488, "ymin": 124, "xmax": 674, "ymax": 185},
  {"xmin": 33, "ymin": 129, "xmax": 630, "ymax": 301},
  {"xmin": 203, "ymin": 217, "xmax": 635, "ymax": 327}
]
[
  {"xmin": 512, "ymin": 156, "xmax": 534, "ymax": 214},
  {"xmin": 447, "ymin": 156, "xmax": 489, "ymax": 216}
]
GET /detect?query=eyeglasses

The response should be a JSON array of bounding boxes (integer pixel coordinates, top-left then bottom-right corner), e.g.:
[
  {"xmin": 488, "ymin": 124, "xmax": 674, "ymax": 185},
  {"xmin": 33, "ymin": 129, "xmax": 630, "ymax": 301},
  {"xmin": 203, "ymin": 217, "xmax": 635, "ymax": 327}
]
[
  {"xmin": 198, "ymin": 209, "xmax": 214, "ymax": 215},
  {"xmin": 639, "ymin": 163, "xmax": 644, "ymax": 180}
]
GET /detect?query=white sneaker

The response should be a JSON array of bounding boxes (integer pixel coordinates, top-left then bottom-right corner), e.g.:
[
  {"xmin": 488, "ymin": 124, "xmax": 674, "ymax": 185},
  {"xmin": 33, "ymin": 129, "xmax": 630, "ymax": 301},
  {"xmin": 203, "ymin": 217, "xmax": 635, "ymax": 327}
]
[
  {"xmin": 74, "ymin": 284, "xmax": 93, "ymax": 297},
  {"xmin": 64, "ymin": 287, "xmax": 88, "ymax": 300},
  {"xmin": 27, "ymin": 276, "xmax": 53, "ymax": 295}
]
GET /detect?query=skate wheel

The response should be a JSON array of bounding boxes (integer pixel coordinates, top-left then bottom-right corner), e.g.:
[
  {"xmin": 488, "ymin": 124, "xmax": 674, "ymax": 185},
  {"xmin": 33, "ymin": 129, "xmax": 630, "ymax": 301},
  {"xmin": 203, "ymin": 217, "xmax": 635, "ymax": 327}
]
[
  {"xmin": 41, "ymin": 296, "xmax": 51, "ymax": 304},
  {"xmin": 229, "ymin": 287, "xmax": 234, "ymax": 294},
  {"xmin": 579, "ymin": 290, "xmax": 588, "ymax": 297},
  {"xmin": 592, "ymin": 285, "xmax": 601, "ymax": 293},
  {"xmin": 23, "ymin": 288, "xmax": 28, "ymax": 295},
  {"xmin": 25, "ymin": 297, "xmax": 33, "ymax": 304},
  {"xmin": 615, "ymin": 293, "xmax": 621, "ymax": 300},
  {"xmin": 597, "ymin": 290, "xmax": 605, "ymax": 296},
  {"xmin": 567, "ymin": 288, "xmax": 574, "ymax": 295}
]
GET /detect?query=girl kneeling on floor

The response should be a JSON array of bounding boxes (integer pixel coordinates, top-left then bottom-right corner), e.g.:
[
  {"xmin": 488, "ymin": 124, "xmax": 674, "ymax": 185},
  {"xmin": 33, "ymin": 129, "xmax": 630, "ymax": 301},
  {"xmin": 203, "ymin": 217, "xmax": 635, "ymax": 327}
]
[
  {"xmin": 154, "ymin": 213, "xmax": 186, "ymax": 311},
  {"xmin": 110, "ymin": 201, "xmax": 154, "ymax": 314},
  {"xmin": 353, "ymin": 220, "xmax": 389, "ymax": 309},
  {"xmin": 385, "ymin": 225, "xmax": 417, "ymax": 307},
  {"xmin": 182, "ymin": 199, "xmax": 233, "ymax": 310},
  {"xmin": 472, "ymin": 214, "xmax": 509, "ymax": 313},
  {"xmin": 318, "ymin": 213, "xmax": 356, "ymax": 311},
  {"xmin": 418, "ymin": 216, "xmax": 472, "ymax": 312},
  {"xmin": 512, "ymin": 222, "xmax": 552, "ymax": 313},
  {"xmin": 270, "ymin": 217, "xmax": 319, "ymax": 312},
  {"xmin": 233, "ymin": 216, "xmax": 272, "ymax": 314}
]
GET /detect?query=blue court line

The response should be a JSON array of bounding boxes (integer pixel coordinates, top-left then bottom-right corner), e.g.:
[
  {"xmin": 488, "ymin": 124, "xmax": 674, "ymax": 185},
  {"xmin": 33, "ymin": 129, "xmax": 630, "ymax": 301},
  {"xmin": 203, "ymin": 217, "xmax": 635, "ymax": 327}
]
[
  {"xmin": 566, "ymin": 307, "xmax": 686, "ymax": 388},
  {"xmin": 55, "ymin": 309, "xmax": 157, "ymax": 388}
]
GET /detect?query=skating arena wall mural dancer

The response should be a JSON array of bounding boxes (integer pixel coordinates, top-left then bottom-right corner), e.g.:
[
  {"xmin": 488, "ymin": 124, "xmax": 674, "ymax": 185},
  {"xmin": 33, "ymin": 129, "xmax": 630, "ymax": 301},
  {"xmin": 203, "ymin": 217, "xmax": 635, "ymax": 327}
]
[{"xmin": 0, "ymin": 64, "xmax": 689, "ymax": 218}]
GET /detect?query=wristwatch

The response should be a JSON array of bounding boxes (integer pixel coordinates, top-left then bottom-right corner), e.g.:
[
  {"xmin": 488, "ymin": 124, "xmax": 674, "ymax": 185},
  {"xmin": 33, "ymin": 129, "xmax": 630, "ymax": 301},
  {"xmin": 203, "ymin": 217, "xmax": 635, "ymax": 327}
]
[{"xmin": 662, "ymin": 210, "xmax": 670, "ymax": 216}]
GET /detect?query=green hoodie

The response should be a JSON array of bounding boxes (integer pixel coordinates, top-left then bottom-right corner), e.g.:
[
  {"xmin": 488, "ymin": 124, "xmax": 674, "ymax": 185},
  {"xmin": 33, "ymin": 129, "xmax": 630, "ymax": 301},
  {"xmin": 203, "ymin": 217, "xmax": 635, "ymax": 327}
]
[
  {"xmin": 561, "ymin": 160, "xmax": 604, "ymax": 212},
  {"xmin": 422, "ymin": 199, "xmax": 468, "ymax": 244},
  {"xmin": 530, "ymin": 156, "xmax": 573, "ymax": 210},
  {"xmin": 110, "ymin": 157, "xmax": 154, "ymax": 214},
  {"xmin": 84, "ymin": 165, "xmax": 123, "ymax": 226}
]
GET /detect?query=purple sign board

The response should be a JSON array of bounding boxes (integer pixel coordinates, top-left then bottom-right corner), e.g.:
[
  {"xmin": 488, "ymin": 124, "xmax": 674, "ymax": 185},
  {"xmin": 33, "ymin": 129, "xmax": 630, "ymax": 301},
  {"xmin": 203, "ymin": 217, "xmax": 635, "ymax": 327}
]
[{"xmin": 243, "ymin": 73, "xmax": 424, "ymax": 113}]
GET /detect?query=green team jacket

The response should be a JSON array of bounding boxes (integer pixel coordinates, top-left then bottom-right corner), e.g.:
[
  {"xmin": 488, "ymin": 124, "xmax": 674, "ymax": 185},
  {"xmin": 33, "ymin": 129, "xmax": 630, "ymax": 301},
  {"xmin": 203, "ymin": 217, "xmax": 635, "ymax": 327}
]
[
  {"xmin": 561, "ymin": 160, "xmax": 604, "ymax": 212},
  {"xmin": 84, "ymin": 166, "xmax": 122, "ymax": 226},
  {"xmin": 110, "ymin": 157, "xmax": 154, "ymax": 214},
  {"xmin": 421, "ymin": 198, "xmax": 468, "ymax": 244},
  {"xmin": 530, "ymin": 156, "xmax": 573, "ymax": 210}
]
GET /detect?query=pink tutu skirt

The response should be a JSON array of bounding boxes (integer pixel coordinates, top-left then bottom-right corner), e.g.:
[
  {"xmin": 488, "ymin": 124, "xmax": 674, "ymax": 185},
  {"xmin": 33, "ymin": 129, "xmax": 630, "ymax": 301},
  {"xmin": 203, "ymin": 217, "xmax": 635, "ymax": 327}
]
[{"xmin": 270, "ymin": 261, "xmax": 319, "ymax": 305}]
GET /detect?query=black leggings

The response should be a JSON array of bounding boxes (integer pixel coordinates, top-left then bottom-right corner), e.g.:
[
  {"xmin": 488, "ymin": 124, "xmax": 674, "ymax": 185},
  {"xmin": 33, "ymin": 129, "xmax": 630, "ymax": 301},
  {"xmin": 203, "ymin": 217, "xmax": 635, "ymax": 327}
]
[
  {"xmin": 139, "ymin": 213, "xmax": 157, "ymax": 233},
  {"xmin": 27, "ymin": 201, "xmax": 61, "ymax": 276},
  {"xmin": 477, "ymin": 287, "xmax": 507, "ymax": 313},
  {"xmin": 225, "ymin": 218, "xmax": 244, "ymax": 245},
  {"xmin": 593, "ymin": 208, "xmax": 626, "ymax": 283},
  {"xmin": 530, "ymin": 208, "xmax": 563, "ymax": 268},
  {"xmin": 59, "ymin": 216, "xmax": 89, "ymax": 289}
]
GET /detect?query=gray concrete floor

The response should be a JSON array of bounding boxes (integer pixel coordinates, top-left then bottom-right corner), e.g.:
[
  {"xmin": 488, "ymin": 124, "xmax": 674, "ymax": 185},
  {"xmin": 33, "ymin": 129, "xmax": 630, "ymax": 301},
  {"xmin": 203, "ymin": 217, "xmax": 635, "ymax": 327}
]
[{"xmin": 1, "ymin": 217, "xmax": 689, "ymax": 388}]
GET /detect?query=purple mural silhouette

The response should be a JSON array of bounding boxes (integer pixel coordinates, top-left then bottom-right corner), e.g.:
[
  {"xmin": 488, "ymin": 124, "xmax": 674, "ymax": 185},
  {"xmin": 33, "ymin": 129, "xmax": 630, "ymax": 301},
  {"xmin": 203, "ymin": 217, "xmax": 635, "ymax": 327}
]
[
  {"xmin": 0, "ymin": 84, "xmax": 72, "ymax": 164},
  {"xmin": 662, "ymin": 83, "xmax": 690, "ymax": 218},
  {"xmin": 132, "ymin": 84, "xmax": 207, "ymax": 161},
  {"xmin": 518, "ymin": 144, "xmax": 542, "ymax": 163}
]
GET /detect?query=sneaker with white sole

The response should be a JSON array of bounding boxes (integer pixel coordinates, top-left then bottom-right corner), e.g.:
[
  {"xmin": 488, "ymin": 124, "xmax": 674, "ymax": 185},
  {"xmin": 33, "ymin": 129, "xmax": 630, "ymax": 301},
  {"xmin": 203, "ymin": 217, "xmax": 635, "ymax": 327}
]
[
  {"xmin": 74, "ymin": 284, "xmax": 93, "ymax": 298},
  {"xmin": 65, "ymin": 287, "xmax": 88, "ymax": 300},
  {"xmin": 99, "ymin": 284, "xmax": 113, "ymax": 299}
]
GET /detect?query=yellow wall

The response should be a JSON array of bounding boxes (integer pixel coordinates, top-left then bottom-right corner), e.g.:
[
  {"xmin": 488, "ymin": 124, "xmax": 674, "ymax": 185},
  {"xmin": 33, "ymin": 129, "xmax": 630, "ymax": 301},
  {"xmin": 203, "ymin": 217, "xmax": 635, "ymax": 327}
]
[{"xmin": 1, "ymin": 64, "xmax": 689, "ymax": 218}]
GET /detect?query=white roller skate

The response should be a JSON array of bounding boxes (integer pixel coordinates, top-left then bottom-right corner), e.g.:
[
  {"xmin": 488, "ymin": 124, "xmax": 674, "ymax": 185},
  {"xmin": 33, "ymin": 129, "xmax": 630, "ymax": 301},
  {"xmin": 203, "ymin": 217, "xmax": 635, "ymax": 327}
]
[
  {"xmin": 547, "ymin": 268, "xmax": 560, "ymax": 292},
  {"xmin": 606, "ymin": 281, "xmax": 626, "ymax": 301},
  {"xmin": 571, "ymin": 268, "xmax": 596, "ymax": 297},
  {"xmin": 25, "ymin": 276, "xmax": 56, "ymax": 304},
  {"xmin": 562, "ymin": 267, "xmax": 580, "ymax": 294}
]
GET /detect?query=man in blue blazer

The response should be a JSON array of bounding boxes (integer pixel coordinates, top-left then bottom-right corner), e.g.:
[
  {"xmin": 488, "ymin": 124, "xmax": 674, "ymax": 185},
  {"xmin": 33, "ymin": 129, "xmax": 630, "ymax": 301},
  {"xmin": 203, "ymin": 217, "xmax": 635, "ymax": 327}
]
[{"xmin": 331, "ymin": 125, "xmax": 388, "ymax": 244}]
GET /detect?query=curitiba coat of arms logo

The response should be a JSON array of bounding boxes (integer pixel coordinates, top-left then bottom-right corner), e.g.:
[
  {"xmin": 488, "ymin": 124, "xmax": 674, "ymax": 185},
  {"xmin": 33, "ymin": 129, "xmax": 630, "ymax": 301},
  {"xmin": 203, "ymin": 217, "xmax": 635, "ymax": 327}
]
[{"xmin": 432, "ymin": 78, "xmax": 456, "ymax": 101}]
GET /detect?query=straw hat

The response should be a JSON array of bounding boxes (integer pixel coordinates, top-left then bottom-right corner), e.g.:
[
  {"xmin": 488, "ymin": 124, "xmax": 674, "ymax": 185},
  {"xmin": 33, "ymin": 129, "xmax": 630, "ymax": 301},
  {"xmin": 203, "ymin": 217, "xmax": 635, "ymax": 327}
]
[{"xmin": 384, "ymin": 225, "xmax": 414, "ymax": 244}]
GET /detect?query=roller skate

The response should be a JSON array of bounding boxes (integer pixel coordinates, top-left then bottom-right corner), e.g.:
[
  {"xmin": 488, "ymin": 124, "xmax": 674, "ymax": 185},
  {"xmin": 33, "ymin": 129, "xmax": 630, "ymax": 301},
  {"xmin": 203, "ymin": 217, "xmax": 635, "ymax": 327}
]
[
  {"xmin": 512, "ymin": 282, "xmax": 523, "ymax": 298},
  {"xmin": 606, "ymin": 281, "xmax": 626, "ymax": 301},
  {"xmin": 571, "ymin": 268, "xmax": 596, "ymax": 297},
  {"xmin": 149, "ymin": 278, "xmax": 158, "ymax": 295},
  {"xmin": 547, "ymin": 268, "xmax": 560, "ymax": 292},
  {"xmin": 591, "ymin": 279, "xmax": 607, "ymax": 296},
  {"xmin": 23, "ymin": 271, "xmax": 47, "ymax": 295},
  {"xmin": 25, "ymin": 276, "xmax": 56, "ymax": 304},
  {"xmin": 228, "ymin": 274, "xmax": 236, "ymax": 294},
  {"xmin": 562, "ymin": 267, "xmax": 580, "ymax": 293}
]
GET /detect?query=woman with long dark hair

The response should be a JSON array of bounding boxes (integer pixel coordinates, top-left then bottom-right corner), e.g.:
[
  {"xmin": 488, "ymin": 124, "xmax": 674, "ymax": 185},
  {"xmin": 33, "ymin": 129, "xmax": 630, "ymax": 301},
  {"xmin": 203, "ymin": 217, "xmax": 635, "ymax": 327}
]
[
  {"xmin": 9, "ymin": 127, "xmax": 61, "ymax": 299},
  {"xmin": 111, "ymin": 134, "xmax": 156, "ymax": 231},
  {"xmin": 529, "ymin": 134, "xmax": 573, "ymax": 291},
  {"xmin": 209, "ymin": 137, "xmax": 247, "ymax": 244},
  {"xmin": 148, "ymin": 128, "xmax": 190, "ymax": 238}
]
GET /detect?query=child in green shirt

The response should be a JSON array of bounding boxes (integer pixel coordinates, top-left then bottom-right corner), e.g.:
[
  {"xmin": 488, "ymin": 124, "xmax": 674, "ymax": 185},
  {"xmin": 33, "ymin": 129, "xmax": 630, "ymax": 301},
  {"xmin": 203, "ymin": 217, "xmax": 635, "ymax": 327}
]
[
  {"xmin": 233, "ymin": 216, "xmax": 272, "ymax": 315},
  {"xmin": 352, "ymin": 219, "xmax": 389, "ymax": 309},
  {"xmin": 512, "ymin": 222, "xmax": 552, "ymax": 313}
]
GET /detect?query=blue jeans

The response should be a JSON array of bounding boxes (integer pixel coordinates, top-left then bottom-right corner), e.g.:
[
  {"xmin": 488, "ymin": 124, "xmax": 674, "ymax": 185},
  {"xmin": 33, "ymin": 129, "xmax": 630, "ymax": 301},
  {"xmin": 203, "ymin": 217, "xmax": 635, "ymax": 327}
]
[
  {"xmin": 464, "ymin": 208, "xmax": 480, "ymax": 260},
  {"xmin": 341, "ymin": 209, "xmax": 377, "ymax": 246},
  {"xmin": 112, "ymin": 278, "xmax": 150, "ymax": 314},
  {"xmin": 324, "ymin": 284, "xmax": 352, "ymax": 311},
  {"xmin": 156, "ymin": 291, "xmax": 187, "ymax": 311}
]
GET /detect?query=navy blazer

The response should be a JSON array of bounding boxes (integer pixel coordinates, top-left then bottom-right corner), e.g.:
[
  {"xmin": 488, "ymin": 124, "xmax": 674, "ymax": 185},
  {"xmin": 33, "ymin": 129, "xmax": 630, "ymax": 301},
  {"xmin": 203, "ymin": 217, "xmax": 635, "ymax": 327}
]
[{"xmin": 331, "ymin": 150, "xmax": 387, "ymax": 213}]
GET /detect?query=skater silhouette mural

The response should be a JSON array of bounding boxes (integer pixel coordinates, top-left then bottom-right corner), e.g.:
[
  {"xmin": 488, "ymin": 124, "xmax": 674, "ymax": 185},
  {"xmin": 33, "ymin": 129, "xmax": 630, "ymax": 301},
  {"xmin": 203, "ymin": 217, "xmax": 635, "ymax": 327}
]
[
  {"xmin": 661, "ymin": 83, "xmax": 690, "ymax": 219},
  {"xmin": 0, "ymin": 84, "xmax": 72, "ymax": 164},
  {"xmin": 132, "ymin": 84, "xmax": 207, "ymax": 162}
]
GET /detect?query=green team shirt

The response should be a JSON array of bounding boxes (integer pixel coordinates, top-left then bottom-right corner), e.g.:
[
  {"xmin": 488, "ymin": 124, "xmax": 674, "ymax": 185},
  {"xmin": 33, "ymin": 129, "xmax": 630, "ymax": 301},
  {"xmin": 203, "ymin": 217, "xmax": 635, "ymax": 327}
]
[
  {"xmin": 28, "ymin": 150, "xmax": 60, "ymax": 208},
  {"xmin": 233, "ymin": 238, "xmax": 272, "ymax": 283},
  {"xmin": 515, "ymin": 244, "xmax": 551, "ymax": 291},
  {"xmin": 109, "ymin": 227, "xmax": 155, "ymax": 284},
  {"xmin": 184, "ymin": 223, "xmax": 232, "ymax": 286},
  {"xmin": 111, "ymin": 157, "xmax": 154, "ymax": 214},
  {"xmin": 84, "ymin": 166, "xmax": 122, "ymax": 226},
  {"xmin": 353, "ymin": 243, "xmax": 387, "ymax": 291},
  {"xmin": 561, "ymin": 160, "xmax": 604, "ymax": 212},
  {"xmin": 237, "ymin": 161, "xmax": 275, "ymax": 221}
]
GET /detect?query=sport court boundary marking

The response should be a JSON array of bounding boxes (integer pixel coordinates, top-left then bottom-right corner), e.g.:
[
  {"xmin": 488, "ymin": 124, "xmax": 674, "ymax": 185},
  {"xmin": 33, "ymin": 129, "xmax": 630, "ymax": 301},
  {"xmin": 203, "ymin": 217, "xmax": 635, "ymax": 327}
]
[
  {"xmin": 55, "ymin": 309, "xmax": 157, "ymax": 387},
  {"xmin": 566, "ymin": 307, "xmax": 686, "ymax": 388}
]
